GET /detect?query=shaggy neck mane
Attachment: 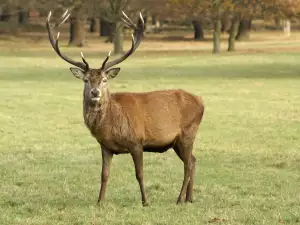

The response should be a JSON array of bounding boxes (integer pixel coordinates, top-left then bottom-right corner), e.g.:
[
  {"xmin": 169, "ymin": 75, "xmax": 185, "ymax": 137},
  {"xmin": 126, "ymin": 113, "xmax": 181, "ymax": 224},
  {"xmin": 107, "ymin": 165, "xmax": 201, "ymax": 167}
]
[{"xmin": 83, "ymin": 84, "xmax": 111, "ymax": 131}]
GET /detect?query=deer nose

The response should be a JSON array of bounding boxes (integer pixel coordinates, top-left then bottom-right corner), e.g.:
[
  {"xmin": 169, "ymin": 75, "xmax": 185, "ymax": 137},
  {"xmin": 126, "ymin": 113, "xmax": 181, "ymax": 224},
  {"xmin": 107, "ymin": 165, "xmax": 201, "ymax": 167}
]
[{"xmin": 90, "ymin": 88, "xmax": 99, "ymax": 97}]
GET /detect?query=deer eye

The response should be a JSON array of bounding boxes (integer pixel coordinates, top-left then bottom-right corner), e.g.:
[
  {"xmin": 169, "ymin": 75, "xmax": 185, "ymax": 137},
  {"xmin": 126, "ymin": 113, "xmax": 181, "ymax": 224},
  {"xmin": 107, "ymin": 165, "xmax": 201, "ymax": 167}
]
[
  {"xmin": 83, "ymin": 78, "xmax": 88, "ymax": 83},
  {"xmin": 102, "ymin": 78, "xmax": 107, "ymax": 83}
]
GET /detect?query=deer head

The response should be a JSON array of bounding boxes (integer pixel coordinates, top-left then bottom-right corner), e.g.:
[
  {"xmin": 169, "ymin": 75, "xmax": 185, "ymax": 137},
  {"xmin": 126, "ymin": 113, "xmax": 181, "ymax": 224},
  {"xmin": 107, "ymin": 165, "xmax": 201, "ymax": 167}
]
[{"xmin": 46, "ymin": 10, "xmax": 145, "ymax": 104}]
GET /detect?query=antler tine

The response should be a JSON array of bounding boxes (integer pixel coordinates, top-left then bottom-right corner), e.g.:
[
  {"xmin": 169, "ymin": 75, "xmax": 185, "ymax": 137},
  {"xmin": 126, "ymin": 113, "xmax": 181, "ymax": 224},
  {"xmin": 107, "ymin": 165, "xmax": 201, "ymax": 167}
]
[
  {"xmin": 132, "ymin": 12, "xmax": 145, "ymax": 50},
  {"xmin": 81, "ymin": 52, "xmax": 90, "ymax": 71},
  {"xmin": 47, "ymin": 10, "xmax": 69, "ymax": 28},
  {"xmin": 121, "ymin": 18, "xmax": 134, "ymax": 28},
  {"xmin": 47, "ymin": 11, "xmax": 55, "ymax": 28},
  {"xmin": 122, "ymin": 11, "xmax": 137, "ymax": 29},
  {"xmin": 61, "ymin": 9, "xmax": 69, "ymax": 20},
  {"xmin": 101, "ymin": 51, "xmax": 112, "ymax": 70},
  {"xmin": 58, "ymin": 12, "xmax": 70, "ymax": 27},
  {"xmin": 101, "ymin": 11, "xmax": 145, "ymax": 71},
  {"xmin": 122, "ymin": 11, "xmax": 131, "ymax": 21},
  {"xmin": 46, "ymin": 10, "xmax": 88, "ymax": 71},
  {"xmin": 47, "ymin": 11, "xmax": 52, "ymax": 22},
  {"xmin": 139, "ymin": 12, "xmax": 145, "ymax": 29}
]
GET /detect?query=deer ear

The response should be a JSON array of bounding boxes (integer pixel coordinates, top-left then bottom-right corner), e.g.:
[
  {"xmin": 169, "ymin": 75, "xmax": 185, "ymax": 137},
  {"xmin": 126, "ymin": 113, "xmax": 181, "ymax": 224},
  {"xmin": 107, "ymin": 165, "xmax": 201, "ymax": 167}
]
[
  {"xmin": 70, "ymin": 67, "xmax": 85, "ymax": 80},
  {"xmin": 105, "ymin": 68, "xmax": 121, "ymax": 79}
]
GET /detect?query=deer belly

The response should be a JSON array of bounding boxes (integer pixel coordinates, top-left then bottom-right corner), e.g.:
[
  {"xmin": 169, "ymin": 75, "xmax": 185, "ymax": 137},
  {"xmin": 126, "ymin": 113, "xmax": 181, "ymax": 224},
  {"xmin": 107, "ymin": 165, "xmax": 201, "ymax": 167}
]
[
  {"xmin": 97, "ymin": 137, "xmax": 130, "ymax": 154},
  {"xmin": 143, "ymin": 129, "xmax": 178, "ymax": 149}
]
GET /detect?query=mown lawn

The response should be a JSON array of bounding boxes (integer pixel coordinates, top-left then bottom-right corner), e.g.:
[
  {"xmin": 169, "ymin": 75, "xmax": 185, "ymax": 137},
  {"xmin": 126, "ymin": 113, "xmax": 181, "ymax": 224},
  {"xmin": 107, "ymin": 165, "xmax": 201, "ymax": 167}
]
[{"xmin": 0, "ymin": 46, "xmax": 300, "ymax": 225}]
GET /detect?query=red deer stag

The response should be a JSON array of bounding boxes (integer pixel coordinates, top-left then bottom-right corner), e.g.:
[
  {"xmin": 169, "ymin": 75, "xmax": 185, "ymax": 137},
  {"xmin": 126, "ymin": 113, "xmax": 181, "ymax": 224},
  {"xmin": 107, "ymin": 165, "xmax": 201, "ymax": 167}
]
[{"xmin": 46, "ymin": 10, "xmax": 204, "ymax": 206}]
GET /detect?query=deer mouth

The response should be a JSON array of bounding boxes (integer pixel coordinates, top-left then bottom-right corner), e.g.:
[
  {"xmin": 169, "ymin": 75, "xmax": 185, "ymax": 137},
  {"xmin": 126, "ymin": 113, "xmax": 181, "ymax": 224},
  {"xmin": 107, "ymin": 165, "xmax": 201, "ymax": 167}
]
[{"xmin": 91, "ymin": 97, "xmax": 100, "ymax": 102}]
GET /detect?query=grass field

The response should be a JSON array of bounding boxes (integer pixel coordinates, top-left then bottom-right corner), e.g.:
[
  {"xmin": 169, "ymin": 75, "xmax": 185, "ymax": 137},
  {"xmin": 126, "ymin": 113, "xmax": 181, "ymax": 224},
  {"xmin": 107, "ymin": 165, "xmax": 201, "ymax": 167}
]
[{"xmin": 0, "ymin": 34, "xmax": 300, "ymax": 225}]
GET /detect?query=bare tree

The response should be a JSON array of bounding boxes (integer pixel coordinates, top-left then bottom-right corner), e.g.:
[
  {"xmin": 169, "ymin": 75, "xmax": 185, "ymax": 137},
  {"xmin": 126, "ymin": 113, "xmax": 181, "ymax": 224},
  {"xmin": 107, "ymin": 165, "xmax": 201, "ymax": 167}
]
[
  {"xmin": 68, "ymin": 1, "xmax": 86, "ymax": 46},
  {"xmin": 227, "ymin": 14, "xmax": 240, "ymax": 51},
  {"xmin": 166, "ymin": 0, "xmax": 209, "ymax": 40},
  {"xmin": 99, "ymin": 0, "xmax": 146, "ymax": 54},
  {"xmin": 0, "ymin": 0, "xmax": 32, "ymax": 32},
  {"xmin": 36, "ymin": 0, "xmax": 102, "ymax": 47}
]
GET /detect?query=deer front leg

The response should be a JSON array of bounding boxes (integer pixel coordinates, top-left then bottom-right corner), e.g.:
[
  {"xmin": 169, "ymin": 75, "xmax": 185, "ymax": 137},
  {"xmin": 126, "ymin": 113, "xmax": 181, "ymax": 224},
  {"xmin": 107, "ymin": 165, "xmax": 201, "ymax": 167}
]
[
  {"xmin": 97, "ymin": 146, "xmax": 113, "ymax": 204},
  {"xmin": 131, "ymin": 149, "xmax": 148, "ymax": 206}
]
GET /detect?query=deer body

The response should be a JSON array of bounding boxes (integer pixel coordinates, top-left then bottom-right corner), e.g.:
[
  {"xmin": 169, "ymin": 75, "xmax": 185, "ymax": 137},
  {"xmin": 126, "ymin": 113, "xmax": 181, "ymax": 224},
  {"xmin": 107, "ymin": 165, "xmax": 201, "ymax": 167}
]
[
  {"xmin": 83, "ymin": 87, "xmax": 204, "ymax": 155},
  {"xmin": 46, "ymin": 10, "xmax": 204, "ymax": 206}
]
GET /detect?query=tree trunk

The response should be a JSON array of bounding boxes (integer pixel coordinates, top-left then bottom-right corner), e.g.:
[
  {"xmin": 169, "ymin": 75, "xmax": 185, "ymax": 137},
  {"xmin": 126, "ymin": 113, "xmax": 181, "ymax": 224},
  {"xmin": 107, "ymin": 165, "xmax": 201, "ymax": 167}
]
[
  {"xmin": 155, "ymin": 20, "xmax": 160, "ymax": 29},
  {"xmin": 18, "ymin": 9, "xmax": 28, "ymax": 25},
  {"xmin": 152, "ymin": 14, "xmax": 161, "ymax": 28},
  {"xmin": 213, "ymin": 18, "xmax": 222, "ymax": 54},
  {"xmin": 283, "ymin": 19, "xmax": 291, "ymax": 37},
  {"xmin": 103, "ymin": 21, "xmax": 114, "ymax": 43},
  {"xmin": 114, "ymin": 21, "xmax": 124, "ymax": 54},
  {"xmin": 0, "ymin": 7, "xmax": 17, "ymax": 24},
  {"xmin": 221, "ymin": 14, "xmax": 231, "ymax": 33},
  {"xmin": 68, "ymin": 4, "xmax": 85, "ymax": 47},
  {"xmin": 0, "ymin": 7, "xmax": 18, "ymax": 34},
  {"xmin": 69, "ymin": 17, "xmax": 85, "ymax": 47},
  {"xmin": 235, "ymin": 19, "xmax": 252, "ymax": 41},
  {"xmin": 152, "ymin": 15, "xmax": 156, "ymax": 25},
  {"xmin": 0, "ymin": 8, "xmax": 11, "ymax": 21},
  {"xmin": 100, "ymin": 20, "xmax": 113, "ymax": 37},
  {"xmin": 95, "ymin": 18, "xmax": 100, "ymax": 34},
  {"xmin": 107, "ymin": 31, "xmax": 114, "ymax": 43},
  {"xmin": 228, "ymin": 17, "xmax": 240, "ymax": 52},
  {"xmin": 143, "ymin": 16, "xmax": 148, "ymax": 30},
  {"xmin": 192, "ymin": 20, "xmax": 204, "ymax": 40},
  {"xmin": 275, "ymin": 17, "xmax": 281, "ymax": 30},
  {"xmin": 90, "ymin": 18, "xmax": 100, "ymax": 33},
  {"xmin": 90, "ymin": 18, "xmax": 95, "ymax": 32}
]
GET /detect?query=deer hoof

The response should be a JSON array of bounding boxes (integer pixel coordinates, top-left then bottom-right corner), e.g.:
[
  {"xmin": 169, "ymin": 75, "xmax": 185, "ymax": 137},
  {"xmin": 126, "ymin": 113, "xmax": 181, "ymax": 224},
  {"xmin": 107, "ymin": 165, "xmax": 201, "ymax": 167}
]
[
  {"xmin": 185, "ymin": 198, "xmax": 193, "ymax": 203},
  {"xmin": 142, "ymin": 201, "xmax": 149, "ymax": 207},
  {"xmin": 96, "ymin": 199, "xmax": 103, "ymax": 206},
  {"xmin": 176, "ymin": 198, "xmax": 184, "ymax": 204}
]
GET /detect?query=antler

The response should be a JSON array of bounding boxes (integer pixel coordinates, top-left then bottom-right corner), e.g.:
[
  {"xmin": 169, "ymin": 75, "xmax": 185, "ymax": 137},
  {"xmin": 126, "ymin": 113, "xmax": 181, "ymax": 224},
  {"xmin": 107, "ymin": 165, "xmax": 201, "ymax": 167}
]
[
  {"xmin": 46, "ymin": 10, "xmax": 89, "ymax": 71},
  {"xmin": 101, "ymin": 11, "xmax": 145, "ymax": 71}
]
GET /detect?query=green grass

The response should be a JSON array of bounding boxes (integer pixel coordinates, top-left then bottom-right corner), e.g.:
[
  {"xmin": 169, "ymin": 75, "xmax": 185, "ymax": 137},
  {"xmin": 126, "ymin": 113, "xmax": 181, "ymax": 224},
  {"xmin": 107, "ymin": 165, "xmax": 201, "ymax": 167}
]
[{"xmin": 0, "ymin": 47, "xmax": 300, "ymax": 225}]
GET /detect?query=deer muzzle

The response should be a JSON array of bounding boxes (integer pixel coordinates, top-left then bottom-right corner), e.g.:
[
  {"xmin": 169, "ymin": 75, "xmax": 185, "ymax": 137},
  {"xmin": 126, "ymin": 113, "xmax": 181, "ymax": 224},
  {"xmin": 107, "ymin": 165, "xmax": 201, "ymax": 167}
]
[{"xmin": 90, "ymin": 88, "xmax": 101, "ymax": 101}]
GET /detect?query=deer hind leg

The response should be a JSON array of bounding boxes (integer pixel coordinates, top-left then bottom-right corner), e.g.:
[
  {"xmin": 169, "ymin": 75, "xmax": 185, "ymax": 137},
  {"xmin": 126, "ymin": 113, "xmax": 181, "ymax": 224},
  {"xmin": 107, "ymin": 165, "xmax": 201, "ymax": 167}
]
[
  {"xmin": 173, "ymin": 137, "xmax": 193, "ymax": 204},
  {"xmin": 131, "ymin": 148, "xmax": 149, "ymax": 206},
  {"xmin": 186, "ymin": 155, "xmax": 196, "ymax": 202},
  {"xmin": 173, "ymin": 151, "xmax": 196, "ymax": 201},
  {"xmin": 97, "ymin": 146, "xmax": 113, "ymax": 204}
]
